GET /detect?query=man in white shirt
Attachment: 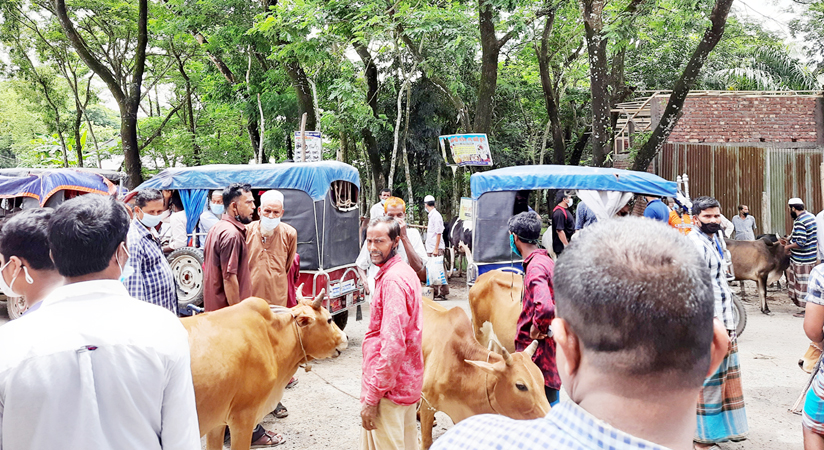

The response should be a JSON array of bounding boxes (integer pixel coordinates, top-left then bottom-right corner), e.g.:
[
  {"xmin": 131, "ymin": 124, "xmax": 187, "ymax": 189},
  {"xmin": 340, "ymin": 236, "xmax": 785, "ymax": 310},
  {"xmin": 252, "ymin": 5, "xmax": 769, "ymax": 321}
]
[
  {"xmin": 200, "ymin": 190, "xmax": 223, "ymax": 235},
  {"xmin": 424, "ymin": 195, "xmax": 448, "ymax": 299},
  {"xmin": 0, "ymin": 194, "xmax": 200, "ymax": 450},
  {"xmin": 166, "ymin": 195, "xmax": 188, "ymax": 252},
  {"xmin": 370, "ymin": 189, "xmax": 391, "ymax": 219},
  {"xmin": 356, "ymin": 196, "xmax": 427, "ymax": 296}
]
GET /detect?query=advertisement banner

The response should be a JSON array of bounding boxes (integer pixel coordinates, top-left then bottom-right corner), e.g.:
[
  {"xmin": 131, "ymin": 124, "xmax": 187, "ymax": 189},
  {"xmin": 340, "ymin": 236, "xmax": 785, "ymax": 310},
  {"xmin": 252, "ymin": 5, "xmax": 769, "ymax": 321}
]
[
  {"xmin": 459, "ymin": 197, "xmax": 473, "ymax": 222},
  {"xmin": 438, "ymin": 133, "xmax": 493, "ymax": 167},
  {"xmin": 294, "ymin": 131, "xmax": 323, "ymax": 162}
]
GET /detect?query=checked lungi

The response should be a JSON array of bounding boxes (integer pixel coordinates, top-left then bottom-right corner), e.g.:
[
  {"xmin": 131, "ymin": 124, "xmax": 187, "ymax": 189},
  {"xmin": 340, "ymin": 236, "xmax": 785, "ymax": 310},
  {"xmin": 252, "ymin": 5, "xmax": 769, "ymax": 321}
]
[
  {"xmin": 788, "ymin": 261, "xmax": 816, "ymax": 307},
  {"xmin": 804, "ymin": 369, "xmax": 824, "ymax": 434},
  {"xmin": 695, "ymin": 338, "xmax": 748, "ymax": 444}
]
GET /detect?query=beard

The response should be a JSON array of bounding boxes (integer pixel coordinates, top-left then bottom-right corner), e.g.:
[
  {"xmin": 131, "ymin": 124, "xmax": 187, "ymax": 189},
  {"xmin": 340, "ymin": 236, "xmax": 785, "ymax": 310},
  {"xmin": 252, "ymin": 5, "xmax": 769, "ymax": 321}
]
[
  {"xmin": 237, "ymin": 214, "xmax": 253, "ymax": 224},
  {"xmin": 791, "ymin": 211, "xmax": 798, "ymax": 220},
  {"xmin": 370, "ymin": 246, "xmax": 398, "ymax": 266}
]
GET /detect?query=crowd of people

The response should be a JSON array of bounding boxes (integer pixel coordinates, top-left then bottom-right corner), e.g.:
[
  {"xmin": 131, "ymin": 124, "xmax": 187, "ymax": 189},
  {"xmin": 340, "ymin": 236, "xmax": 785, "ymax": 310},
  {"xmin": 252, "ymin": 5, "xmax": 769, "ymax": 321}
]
[{"xmin": 1, "ymin": 186, "xmax": 823, "ymax": 450}]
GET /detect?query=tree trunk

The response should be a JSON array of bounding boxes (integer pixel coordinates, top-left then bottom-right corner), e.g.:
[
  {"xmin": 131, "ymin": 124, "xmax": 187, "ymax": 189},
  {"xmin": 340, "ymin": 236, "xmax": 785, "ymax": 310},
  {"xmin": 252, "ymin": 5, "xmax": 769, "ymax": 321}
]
[
  {"xmin": 568, "ymin": 132, "xmax": 590, "ymax": 167},
  {"xmin": 73, "ymin": 108, "xmax": 84, "ymax": 167},
  {"xmin": 536, "ymin": 11, "xmax": 566, "ymax": 165},
  {"xmin": 284, "ymin": 60, "xmax": 317, "ymax": 131},
  {"xmin": 402, "ymin": 84, "xmax": 414, "ymax": 220},
  {"xmin": 354, "ymin": 42, "xmax": 385, "ymax": 190},
  {"xmin": 474, "ymin": 0, "xmax": 501, "ymax": 134},
  {"xmin": 121, "ymin": 101, "xmax": 142, "ymax": 185},
  {"xmin": 631, "ymin": 0, "xmax": 734, "ymax": 171},
  {"xmin": 580, "ymin": 0, "xmax": 610, "ymax": 167},
  {"xmin": 248, "ymin": 118, "xmax": 262, "ymax": 159}
]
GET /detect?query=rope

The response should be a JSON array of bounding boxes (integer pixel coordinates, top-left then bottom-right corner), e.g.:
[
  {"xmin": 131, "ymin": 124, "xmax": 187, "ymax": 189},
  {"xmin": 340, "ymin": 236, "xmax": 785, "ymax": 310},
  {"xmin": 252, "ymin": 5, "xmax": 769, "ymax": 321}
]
[
  {"xmin": 291, "ymin": 313, "xmax": 312, "ymax": 372},
  {"xmin": 309, "ymin": 369, "xmax": 360, "ymax": 400}
]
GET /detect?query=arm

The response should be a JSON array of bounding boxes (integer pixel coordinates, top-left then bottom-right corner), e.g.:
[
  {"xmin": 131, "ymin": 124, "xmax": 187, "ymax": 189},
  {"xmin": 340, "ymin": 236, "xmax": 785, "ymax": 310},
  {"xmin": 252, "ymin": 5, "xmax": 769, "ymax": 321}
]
[
  {"xmin": 225, "ymin": 274, "xmax": 241, "ymax": 305},
  {"xmin": 160, "ymin": 325, "xmax": 202, "ymax": 450},
  {"xmin": 286, "ymin": 229, "xmax": 297, "ymax": 274},
  {"xmin": 221, "ymin": 233, "xmax": 243, "ymax": 305},
  {"xmin": 527, "ymin": 263, "xmax": 555, "ymax": 337},
  {"xmin": 433, "ymin": 234, "xmax": 442, "ymax": 256}
]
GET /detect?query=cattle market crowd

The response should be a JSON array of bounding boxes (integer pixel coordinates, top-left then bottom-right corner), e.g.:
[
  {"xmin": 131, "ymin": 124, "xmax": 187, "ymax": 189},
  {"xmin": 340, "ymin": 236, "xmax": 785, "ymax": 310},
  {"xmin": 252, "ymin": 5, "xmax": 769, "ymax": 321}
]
[{"xmin": 0, "ymin": 180, "xmax": 823, "ymax": 450}]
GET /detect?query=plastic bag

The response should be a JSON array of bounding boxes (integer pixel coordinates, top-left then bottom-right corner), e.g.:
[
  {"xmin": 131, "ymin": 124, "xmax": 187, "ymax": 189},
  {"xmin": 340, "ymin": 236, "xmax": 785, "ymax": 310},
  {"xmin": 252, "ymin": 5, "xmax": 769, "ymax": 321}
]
[{"xmin": 426, "ymin": 255, "xmax": 447, "ymax": 286}]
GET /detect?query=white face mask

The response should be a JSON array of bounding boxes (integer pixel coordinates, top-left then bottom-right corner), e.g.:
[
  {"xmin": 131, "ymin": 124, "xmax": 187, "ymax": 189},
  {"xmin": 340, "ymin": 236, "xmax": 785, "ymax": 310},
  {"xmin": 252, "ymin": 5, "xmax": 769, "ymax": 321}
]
[
  {"xmin": 210, "ymin": 203, "xmax": 225, "ymax": 216},
  {"xmin": 138, "ymin": 210, "xmax": 163, "ymax": 228},
  {"xmin": 261, "ymin": 216, "xmax": 281, "ymax": 232},
  {"xmin": 567, "ymin": 198, "xmax": 574, "ymax": 207},
  {"xmin": 0, "ymin": 259, "xmax": 33, "ymax": 298}
]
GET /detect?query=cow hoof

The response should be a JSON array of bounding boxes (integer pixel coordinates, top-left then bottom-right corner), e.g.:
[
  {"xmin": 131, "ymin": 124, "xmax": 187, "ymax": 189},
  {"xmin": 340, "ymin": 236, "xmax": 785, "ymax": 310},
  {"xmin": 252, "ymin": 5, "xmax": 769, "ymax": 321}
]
[{"xmin": 761, "ymin": 309, "xmax": 771, "ymax": 315}]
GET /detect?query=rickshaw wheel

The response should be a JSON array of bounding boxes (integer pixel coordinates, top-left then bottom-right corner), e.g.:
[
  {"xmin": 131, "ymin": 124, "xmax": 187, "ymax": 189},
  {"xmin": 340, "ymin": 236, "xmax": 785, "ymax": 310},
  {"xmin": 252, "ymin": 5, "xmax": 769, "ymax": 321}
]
[
  {"xmin": 167, "ymin": 247, "xmax": 205, "ymax": 310},
  {"xmin": 5, "ymin": 294, "xmax": 26, "ymax": 320},
  {"xmin": 333, "ymin": 311, "xmax": 348, "ymax": 330},
  {"xmin": 732, "ymin": 294, "xmax": 747, "ymax": 337}
]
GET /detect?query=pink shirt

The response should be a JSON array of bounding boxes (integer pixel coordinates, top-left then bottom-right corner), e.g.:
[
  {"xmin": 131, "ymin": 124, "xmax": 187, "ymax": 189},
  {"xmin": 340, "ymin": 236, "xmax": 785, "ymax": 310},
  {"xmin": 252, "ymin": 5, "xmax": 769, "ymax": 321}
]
[{"xmin": 361, "ymin": 255, "xmax": 423, "ymax": 406}]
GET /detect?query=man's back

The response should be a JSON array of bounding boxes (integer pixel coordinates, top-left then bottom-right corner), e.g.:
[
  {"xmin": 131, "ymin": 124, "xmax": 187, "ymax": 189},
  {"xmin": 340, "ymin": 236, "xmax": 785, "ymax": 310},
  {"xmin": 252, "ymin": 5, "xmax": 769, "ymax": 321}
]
[
  {"xmin": 643, "ymin": 199, "xmax": 670, "ymax": 222},
  {"xmin": 0, "ymin": 280, "xmax": 199, "ymax": 450}
]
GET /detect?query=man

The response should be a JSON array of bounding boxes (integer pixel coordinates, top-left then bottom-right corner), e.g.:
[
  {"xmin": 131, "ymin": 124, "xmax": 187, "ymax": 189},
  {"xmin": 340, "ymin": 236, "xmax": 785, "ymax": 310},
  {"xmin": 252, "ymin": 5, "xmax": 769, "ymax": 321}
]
[
  {"xmin": 801, "ymin": 264, "xmax": 824, "ymax": 448},
  {"xmin": 551, "ymin": 191, "xmax": 574, "ymax": 256},
  {"xmin": 509, "ymin": 212, "xmax": 559, "ymax": 404},
  {"xmin": 123, "ymin": 189, "xmax": 178, "ymax": 314},
  {"xmin": 0, "ymin": 209, "xmax": 63, "ymax": 314},
  {"xmin": 688, "ymin": 196, "xmax": 748, "ymax": 448},
  {"xmin": 424, "ymin": 195, "xmax": 448, "ymax": 299},
  {"xmin": 200, "ymin": 190, "xmax": 224, "ymax": 234},
  {"xmin": 732, "ymin": 204, "xmax": 757, "ymax": 241},
  {"xmin": 166, "ymin": 195, "xmax": 188, "ymax": 252},
  {"xmin": 356, "ymin": 197, "xmax": 426, "ymax": 296},
  {"xmin": 574, "ymin": 200, "xmax": 597, "ymax": 231},
  {"xmin": 432, "ymin": 218, "xmax": 730, "ymax": 450},
  {"xmin": 370, "ymin": 188, "xmax": 392, "ymax": 219},
  {"xmin": 668, "ymin": 202, "xmax": 692, "ymax": 236},
  {"xmin": 786, "ymin": 198, "xmax": 819, "ymax": 315},
  {"xmin": 0, "ymin": 194, "xmax": 200, "ymax": 449},
  {"xmin": 360, "ymin": 216, "xmax": 423, "ymax": 450},
  {"xmin": 202, "ymin": 183, "xmax": 281, "ymax": 447},
  {"xmin": 643, "ymin": 194, "xmax": 670, "ymax": 222},
  {"xmin": 247, "ymin": 190, "xmax": 297, "ymax": 307}
]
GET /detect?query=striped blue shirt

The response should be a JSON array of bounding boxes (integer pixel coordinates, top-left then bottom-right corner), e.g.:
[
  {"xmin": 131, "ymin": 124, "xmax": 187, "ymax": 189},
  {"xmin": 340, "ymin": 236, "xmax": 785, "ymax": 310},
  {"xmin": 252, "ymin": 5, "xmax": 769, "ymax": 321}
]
[
  {"xmin": 688, "ymin": 230, "xmax": 735, "ymax": 330},
  {"xmin": 791, "ymin": 211, "xmax": 818, "ymax": 264},
  {"xmin": 122, "ymin": 220, "xmax": 178, "ymax": 314},
  {"xmin": 431, "ymin": 401, "xmax": 670, "ymax": 450}
]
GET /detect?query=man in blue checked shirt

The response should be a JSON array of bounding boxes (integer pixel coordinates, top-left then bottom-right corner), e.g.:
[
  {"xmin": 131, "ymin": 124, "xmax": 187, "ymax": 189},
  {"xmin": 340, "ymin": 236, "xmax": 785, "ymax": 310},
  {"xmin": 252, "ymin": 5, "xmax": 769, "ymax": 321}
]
[
  {"xmin": 122, "ymin": 189, "xmax": 178, "ymax": 314},
  {"xmin": 432, "ymin": 217, "xmax": 731, "ymax": 450}
]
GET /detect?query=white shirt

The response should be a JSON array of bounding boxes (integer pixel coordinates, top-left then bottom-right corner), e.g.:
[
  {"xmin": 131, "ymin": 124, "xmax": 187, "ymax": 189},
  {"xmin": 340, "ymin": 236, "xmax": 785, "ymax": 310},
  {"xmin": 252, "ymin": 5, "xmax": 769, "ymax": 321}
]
[
  {"xmin": 425, "ymin": 208, "xmax": 446, "ymax": 253},
  {"xmin": 0, "ymin": 280, "xmax": 200, "ymax": 450},
  {"xmin": 200, "ymin": 209, "xmax": 220, "ymax": 234},
  {"xmin": 817, "ymin": 211, "xmax": 824, "ymax": 260},
  {"xmin": 357, "ymin": 227, "xmax": 428, "ymax": 295},
  {"xmin": 169, "ymin": 210, "xmax": 188, "ymax": 250},
  {"xmin": 370, "ymin": 202, "xmax": 385, "ymax": 219}
]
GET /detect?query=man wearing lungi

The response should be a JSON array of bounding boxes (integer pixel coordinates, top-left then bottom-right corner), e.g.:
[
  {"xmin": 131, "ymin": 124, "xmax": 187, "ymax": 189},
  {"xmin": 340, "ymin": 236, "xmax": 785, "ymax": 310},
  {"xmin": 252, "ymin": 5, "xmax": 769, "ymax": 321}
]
[
  {"xmin": 689, "ymin": 196, "xmax": 748, "ymax": 448},
  {"xmin": 786, "ymin": 197, "xmax": 819, "ymax": 317}
]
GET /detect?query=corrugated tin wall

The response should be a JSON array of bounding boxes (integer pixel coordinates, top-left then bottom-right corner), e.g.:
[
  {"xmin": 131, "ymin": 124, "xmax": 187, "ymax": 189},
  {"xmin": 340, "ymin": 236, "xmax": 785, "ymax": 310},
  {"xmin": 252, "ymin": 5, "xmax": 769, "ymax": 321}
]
[{"xmin": 658, "ymin": 144, "xmax": 824, "ymax": 235}]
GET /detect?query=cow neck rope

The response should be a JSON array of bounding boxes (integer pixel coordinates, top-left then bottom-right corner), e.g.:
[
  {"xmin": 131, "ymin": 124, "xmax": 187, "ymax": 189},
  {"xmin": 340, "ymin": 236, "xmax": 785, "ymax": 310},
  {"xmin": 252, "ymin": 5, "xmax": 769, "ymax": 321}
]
[
  {"xmin": 484, "ymin": 351, "xmax": 503, "ymax": 415},
  {"xmin": 291, "ymin": 313, "xmax": 312, "ymax": 372}
]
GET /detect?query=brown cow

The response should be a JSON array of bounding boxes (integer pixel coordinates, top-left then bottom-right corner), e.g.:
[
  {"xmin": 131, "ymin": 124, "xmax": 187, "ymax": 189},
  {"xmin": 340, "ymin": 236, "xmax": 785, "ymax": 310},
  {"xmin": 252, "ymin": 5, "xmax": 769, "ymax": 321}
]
[
  {"xmin": 468, "ymin": 269, "xmax": 523, "ymax": 353},
  {"xmin": 183, "ymin": 291, "xmax": 348, "ymax": 450},
  {"xmin": 726, "ymin": 237, "xmax": 789, "ymax": 314},
  {"xmin": 420, "ymin": 298, "xmax": 549, "ymax": 449}
]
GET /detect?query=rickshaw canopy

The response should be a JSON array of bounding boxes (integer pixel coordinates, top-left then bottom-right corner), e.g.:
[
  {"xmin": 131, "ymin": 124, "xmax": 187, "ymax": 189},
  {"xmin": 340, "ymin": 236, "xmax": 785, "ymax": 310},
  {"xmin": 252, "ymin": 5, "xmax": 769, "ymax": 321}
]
[
  {"xmin": 134, "ymin": 161, "xmax": 360, "ymax": 201},
  {"xmin": 0, "ymin": 169, "xmax": 117, "ymax": 206},
  {"xmin": 470, "ymin": 165, "xmax": 677, "ymax": 199}
]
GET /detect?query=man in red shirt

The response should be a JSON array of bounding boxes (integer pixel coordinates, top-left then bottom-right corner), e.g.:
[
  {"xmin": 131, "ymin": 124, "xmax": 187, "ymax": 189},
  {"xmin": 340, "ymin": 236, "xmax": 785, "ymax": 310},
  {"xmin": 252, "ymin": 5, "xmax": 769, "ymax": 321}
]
[
  {"xmin": 360, "ymin": 216, "xmax": 423, "ymax": 450},
  {"xmin": 509, "ymin": 211, "xmax": 560, "ymax": 404}
]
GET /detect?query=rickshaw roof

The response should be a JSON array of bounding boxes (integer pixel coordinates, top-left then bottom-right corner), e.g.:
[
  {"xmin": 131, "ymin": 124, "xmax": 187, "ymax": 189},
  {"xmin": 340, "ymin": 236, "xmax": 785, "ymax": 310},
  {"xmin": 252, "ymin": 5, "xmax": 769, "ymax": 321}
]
[
  {"xmin": 0, "ymin": 169, "xmax": 115, "ymax": 205},
  {"xmin": 134, "ymin": 161, "xmax": 361, "ymax": 201},
  {"xmin": 470, "ymin": 165, "xmax": 676, "ymax": 199}
]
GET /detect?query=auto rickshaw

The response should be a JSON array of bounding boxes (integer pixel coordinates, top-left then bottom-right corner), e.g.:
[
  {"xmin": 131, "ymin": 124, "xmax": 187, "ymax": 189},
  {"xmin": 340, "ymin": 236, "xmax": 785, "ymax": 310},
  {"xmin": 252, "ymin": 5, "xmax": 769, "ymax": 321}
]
[{"xmin": 131, "ymin": 161, "xmax": 364, "ymax": 329}]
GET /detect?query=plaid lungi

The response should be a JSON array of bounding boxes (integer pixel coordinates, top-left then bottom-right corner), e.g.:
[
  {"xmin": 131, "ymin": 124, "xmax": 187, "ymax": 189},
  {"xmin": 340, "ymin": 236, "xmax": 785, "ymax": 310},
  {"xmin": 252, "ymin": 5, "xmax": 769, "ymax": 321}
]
[
  {"xmin": 696, "ymin": 339, "xmax": 748, "ymax": 444},
  {"xmin": 788, "ymin": 261, "xmax": 815, "ymax": 306}
]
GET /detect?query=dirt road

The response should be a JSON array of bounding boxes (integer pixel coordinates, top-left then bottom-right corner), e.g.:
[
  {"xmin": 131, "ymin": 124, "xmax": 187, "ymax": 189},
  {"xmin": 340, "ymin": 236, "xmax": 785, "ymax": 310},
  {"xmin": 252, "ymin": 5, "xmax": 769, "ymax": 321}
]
[{"xmin": 0, "ymin": 279, "xmax": 812, "ymax": 449}]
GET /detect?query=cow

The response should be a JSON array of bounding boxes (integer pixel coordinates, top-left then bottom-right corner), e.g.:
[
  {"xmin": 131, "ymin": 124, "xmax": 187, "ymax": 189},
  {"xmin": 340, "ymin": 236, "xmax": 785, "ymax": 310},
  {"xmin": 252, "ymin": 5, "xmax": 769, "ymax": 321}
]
[
  {"xmin": 444, "ymin": 217, "xmax": 473, "ymax": 278},
  {"xmin": 420, "ymin": 297, "xmax": 550, "ymax": 449},
  {"xmin": 800, "ymin": 342, "xmax": 822, "ymax": 374},
  {"xmin": 726, "ymin": 237, "xmax": 790, "ymax": 314},
  {"xmin": 182, "ymin": 290, "xmax": 348, "ymax": 450},
  {"xmin": 468, "ymin": 269, "xmax": 523, "ymax": 353}
]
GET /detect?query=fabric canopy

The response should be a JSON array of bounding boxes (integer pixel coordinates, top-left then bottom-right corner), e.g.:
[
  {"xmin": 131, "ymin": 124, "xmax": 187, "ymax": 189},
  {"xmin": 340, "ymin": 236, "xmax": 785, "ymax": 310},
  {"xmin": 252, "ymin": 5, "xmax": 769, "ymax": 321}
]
[
  {"xmin": 0, "ymin": 170, "xmax": 114, "ymax": 206},
  {"xmin": 179, "ymin": 189, "xmax": 208, "ymax": 235},
  {"xmin": 134, "ymin": 161, "xmax": 360, "ymax": 201},
  {"xmin": 470, "ymin": 165, "xmax": 676, "ymax": 199}
]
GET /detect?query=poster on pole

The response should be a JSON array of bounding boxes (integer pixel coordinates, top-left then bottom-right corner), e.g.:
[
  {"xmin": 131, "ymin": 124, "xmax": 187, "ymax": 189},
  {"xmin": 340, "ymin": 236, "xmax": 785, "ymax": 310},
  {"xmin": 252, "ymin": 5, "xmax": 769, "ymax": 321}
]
[
  {"xmin": 438, "ymin": 133, "xmax": 493, "ymax": 167},
  {"xmin": 294, "ymin": 131, "xmax": 323, "ymax": 162},
  {"xmin": 459, "ymin": 197, "xmax": 473, "ymax": 222}
]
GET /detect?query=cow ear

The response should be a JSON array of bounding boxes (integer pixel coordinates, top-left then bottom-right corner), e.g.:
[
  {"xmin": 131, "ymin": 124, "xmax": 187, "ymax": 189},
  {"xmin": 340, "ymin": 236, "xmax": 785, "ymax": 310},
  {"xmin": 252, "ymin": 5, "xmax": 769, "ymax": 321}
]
[
  {"xmin": 295, "ymin": 312, "xmax": 315, "ymax": 327},
  {"xmin": 464, "ymin": 359, "xmax": 498, "ymax": 374}
]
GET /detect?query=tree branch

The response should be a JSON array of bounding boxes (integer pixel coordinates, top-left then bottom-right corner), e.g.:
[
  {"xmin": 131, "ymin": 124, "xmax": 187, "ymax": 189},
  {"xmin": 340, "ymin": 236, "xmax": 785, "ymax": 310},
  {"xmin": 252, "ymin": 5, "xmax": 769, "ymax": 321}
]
[{"xmin": 139, "ymin": 102, "xmax": 185, "ymax": 150}]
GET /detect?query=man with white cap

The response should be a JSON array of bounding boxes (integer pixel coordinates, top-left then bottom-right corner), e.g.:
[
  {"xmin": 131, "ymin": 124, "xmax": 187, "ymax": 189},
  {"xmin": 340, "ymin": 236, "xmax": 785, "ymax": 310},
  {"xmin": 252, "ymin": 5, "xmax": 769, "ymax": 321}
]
[
  {"xmin": 785, "ymin": 197, "xmax": 819, "ymax": 317},
  {"xmin": 424, "ymin": 195, "xmax": 448, "ymax": 299}
]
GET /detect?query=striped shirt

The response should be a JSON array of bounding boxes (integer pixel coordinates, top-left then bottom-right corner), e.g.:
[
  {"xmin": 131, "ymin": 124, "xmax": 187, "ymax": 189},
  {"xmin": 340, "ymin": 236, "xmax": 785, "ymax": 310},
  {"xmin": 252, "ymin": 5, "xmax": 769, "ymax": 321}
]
[
  {"xmin": 791, "ymin": 211, "xmax": 819, "ymax": 264},
  {"xmin": 431, "ymin": 401, "xmax": 670, "ymax": 450},
  {"xmin": 806, "ymin": 265, "xmax": 824, "ymax": 410},
  {"xmin": 688, "ymin": 230, "xmax": 735, "ymax": 330},
  {"xmin": 123, "ymin": 220, "xmax": 178, "ymax": 314}
]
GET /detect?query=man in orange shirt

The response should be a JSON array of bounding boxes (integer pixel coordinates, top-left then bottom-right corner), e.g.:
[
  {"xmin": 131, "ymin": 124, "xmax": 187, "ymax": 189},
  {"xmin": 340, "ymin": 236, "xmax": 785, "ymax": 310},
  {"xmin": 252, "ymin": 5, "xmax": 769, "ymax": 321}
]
[{"xmin": 669, "ymin": 202, "xmax": 692, "ymax": 235}]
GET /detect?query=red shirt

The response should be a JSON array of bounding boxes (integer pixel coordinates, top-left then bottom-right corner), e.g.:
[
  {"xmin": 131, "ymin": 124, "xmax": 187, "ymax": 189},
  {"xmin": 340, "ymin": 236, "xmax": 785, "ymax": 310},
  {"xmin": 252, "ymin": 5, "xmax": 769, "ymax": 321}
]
[
  {"xmin": 361, "ymin": 255, "xmax": 423, "ymax": 406},
  {"xmin": 515, "ymin": 249, "xmax": 560, "ymax": 389},
  {"xmin": 203, "ymin": 215, "xmax": 252, "ymax": 311}
]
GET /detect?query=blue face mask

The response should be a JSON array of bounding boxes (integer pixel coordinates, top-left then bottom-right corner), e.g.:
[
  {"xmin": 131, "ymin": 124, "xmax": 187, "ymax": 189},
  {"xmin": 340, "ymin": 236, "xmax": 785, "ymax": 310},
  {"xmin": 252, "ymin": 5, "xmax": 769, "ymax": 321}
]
[
  {"xmin": 509, "ymin": 234, "xmax": 522, "ymax": 258},
  {"xmin": 210, "ymin": 203, "xmax": 225, "ymax": 216}
]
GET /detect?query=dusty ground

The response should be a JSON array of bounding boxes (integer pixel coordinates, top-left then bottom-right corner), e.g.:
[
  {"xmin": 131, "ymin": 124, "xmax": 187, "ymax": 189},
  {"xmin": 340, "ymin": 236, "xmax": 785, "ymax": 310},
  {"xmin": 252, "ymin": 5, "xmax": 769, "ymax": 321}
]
[{"xmin": 0, "ymin": 278, "xmax": 813, "ymax": 449}]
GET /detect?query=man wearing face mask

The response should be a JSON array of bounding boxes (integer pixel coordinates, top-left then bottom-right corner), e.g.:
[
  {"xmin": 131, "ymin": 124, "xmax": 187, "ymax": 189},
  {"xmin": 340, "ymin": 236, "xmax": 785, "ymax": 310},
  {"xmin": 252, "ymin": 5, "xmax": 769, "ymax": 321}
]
[
  {"xmin": 370, "ymin": 188, "xmax": 392, "ymax": 219},
  {"xmin": 200, "ymin": 190, "xmax": 224, "ymax": 234},
  {"xmin": 246, "ymin": 190, "xmax": 297, "ymax": 307},
  {"xmin": 786, "ymin": 198, "xmax": 819, "ymax": 314},
  {"xmin": 732, "ymin": 205, "xmax": 756, "ymax": 241},
  {"xmin": 360, "ymin": 216, "xmax": 422, "ymax": 450},
  {"xmin": 551, "ymin": 191, "xmax": 575, "ymax": 256},
  {"xmin": 123, "ymin": 189, "xmax": 178, "ymax": 314},
  {"xmin": 509, "ymin": 212, "xmax": 559, "ymax": 404},
  {"xmin": 0, "ymin": 194, "xmax": 201, "ymax": 450},
  {"xmin": 688, "ymin": 196, "xmax": 748, "ymax": 448},
  {"xmin": 0, "ymin": 209, "xmax": 63, "ymax": 315}
]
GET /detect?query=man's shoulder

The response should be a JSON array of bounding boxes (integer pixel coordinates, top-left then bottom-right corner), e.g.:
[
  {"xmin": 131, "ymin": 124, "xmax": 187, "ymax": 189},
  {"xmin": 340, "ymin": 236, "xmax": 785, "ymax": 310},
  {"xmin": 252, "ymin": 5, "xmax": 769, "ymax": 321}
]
[
  {"xmin": 432, "ymin": 414, "xmax": 557, "ymax": 450},
  {"xmin": 281, "ymin": 222, "xmax": 297, "ymax": 237}
]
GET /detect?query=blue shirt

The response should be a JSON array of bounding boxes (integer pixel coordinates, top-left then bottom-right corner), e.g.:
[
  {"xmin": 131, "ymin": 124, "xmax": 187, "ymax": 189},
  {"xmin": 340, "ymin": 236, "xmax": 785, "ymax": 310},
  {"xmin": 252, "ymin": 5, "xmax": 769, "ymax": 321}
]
[
  {"xmin": 574, "ymin": 202, "xmax": 598, "ymax": 230},
  {"xmin": 122, "ymin": 220, "xmax": 178, "ymax": 314},
  {"xmin": 643, "ymin": 199, "xmax": 670, "ymax": 223},
  {"xmin": 431, "ymin": 401, "xmax": 670, "ymax": 450},
  {"xmin": 791, "ymin": 211, "xmax": 819, "ymax": 264}
]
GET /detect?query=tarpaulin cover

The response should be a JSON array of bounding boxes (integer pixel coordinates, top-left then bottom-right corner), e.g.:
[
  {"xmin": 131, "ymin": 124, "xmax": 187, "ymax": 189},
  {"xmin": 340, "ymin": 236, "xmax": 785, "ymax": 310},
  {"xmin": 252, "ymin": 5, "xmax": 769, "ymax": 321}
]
[
  {"xmin": 0, "ymin": 176, "xmax": 41, "ymax": 201},
  {"xmin": 471, "ymin": 165, "xmax": 676, "ymax": 199},
  {"xmin": 0, "ymin": 170, "xmax": 113, "ymax": 205},
  {"xmin": 134, "ymin": 162, "xmax": 360, "ymax": 201},
  {"xmin": 179, "ymin": 189, "xmax": 208, "ymax": 235}
]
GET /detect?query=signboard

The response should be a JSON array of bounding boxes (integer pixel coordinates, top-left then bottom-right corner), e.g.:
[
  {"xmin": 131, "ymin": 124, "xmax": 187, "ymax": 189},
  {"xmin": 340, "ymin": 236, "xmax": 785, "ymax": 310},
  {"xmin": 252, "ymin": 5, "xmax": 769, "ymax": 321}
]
[
  {"xmin": 438, "ymin": 133, "xmax": 493, "ymax": 167},
  {"xmin": 459, "ymin": 197, "xmax": 473, "ymax": 222},
  {"xmin": 294, "ymin": 131, "xmax": 323, "ymax": 162}
]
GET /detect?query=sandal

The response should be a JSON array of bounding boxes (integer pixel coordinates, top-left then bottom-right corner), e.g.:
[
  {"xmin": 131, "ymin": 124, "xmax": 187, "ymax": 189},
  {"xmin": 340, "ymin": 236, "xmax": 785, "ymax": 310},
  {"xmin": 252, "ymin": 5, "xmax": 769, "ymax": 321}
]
[
  {"xmin": 286, "ymin": 377, "xmax": 299, "ymax": 389},
  {"xmin": 273, "ymin": 402, "xmax": 288, "ymax": 418},
  {"xmin": 794, "ymin": 311, "xmax": 806, "ymax": 318},
  {"xmin": 251, "ymin": 430, "xmax": 285, "ymax": 448}
]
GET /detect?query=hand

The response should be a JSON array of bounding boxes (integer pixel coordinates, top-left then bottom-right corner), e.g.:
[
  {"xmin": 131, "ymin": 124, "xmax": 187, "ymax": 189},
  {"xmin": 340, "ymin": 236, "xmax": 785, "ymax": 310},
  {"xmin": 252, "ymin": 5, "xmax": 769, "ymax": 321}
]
[
  {"xmin": 363, "ymin": 284, "xmax": 371, "ymax": 296},
  {"xmin": 437, "ymin": 249, "xmax": 444, "ymax": 256},
  {"xmin": 529, "ymin": 324, "xmax": 547, "ymax": 340},
  {"xmin": 361, "ymin": 403, "xmax": 379, "ymax": 431},
  {"xmin": 396, "ymin": 217, "xmax": 408, "ymax": 239}
]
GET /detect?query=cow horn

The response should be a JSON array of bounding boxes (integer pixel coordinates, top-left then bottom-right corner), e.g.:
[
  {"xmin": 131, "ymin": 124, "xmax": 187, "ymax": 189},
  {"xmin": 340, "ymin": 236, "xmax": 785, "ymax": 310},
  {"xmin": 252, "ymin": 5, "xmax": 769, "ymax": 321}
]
[
  {"xmin": 312, "ymin": 289, "xmax": 326, "ymax": 309},
  {"xmin": 525, "ymin": 340, "xmax": 539, "ymax": 358},
  {"xmin": 296, "ymin": 283, "xmax": 305, "ymax": 300},
  {"xmin": 500, "ymin": 347, "xmax": 514, "ymax": 367}
]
